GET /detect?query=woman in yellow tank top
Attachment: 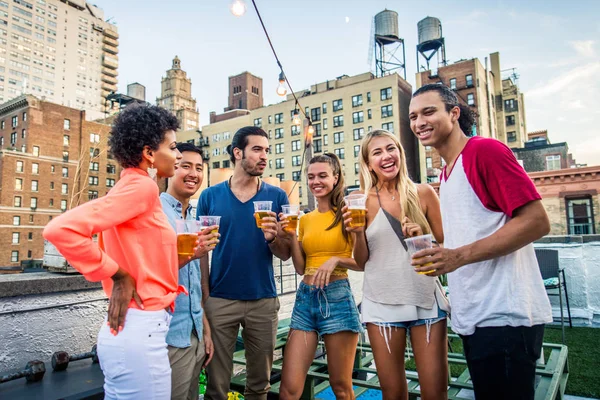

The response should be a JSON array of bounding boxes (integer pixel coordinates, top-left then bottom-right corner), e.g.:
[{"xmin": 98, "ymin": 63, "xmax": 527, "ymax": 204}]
[{"xmin": 277, "ymin": 153, "xmax": 363, "ymax": 400}]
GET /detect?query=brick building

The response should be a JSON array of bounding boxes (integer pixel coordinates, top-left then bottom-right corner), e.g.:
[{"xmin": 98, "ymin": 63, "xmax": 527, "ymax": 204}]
[
  {"xmin": 0, "ymin": 95, "xmax": 119, "ymax": 268},
  {"xmin": 512, "ymin": 130, "xmax": 577, "ymax": 173},
  {"xmin": 226, "ymin": 71, "xmax": 264, "ymax": 112}
]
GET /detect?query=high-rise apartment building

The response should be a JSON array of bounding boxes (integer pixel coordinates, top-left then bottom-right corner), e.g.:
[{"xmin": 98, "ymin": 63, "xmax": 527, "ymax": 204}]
[
  {"xmin": 201, "ymin": 72, "xmax": 417, "ymax": 207},
  {"xmin": 0, "ymin": 94, "xmax": 120, "ymax": 267},
  {"xmin": 156, "ymin": 56, "xmax": 199, "ymax": 131},
  {"xmin": 415, "ymin": 51, "xmax": 528, "ymax": 182},
  {"xmin": 0, "ymin": 0, "xmax": 118, "ymax": 120}
]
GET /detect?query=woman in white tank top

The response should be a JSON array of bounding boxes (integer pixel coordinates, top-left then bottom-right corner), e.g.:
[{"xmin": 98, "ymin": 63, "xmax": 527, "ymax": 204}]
[{"xmin": 343, "ymin": 129, "xmax": 448, "ymax": 400}]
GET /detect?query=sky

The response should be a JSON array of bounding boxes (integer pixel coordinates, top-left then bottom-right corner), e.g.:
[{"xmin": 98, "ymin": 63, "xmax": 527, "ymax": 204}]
[{"xmin": 93, "ymin": 0, "xmax": 600, "ymax": 165}]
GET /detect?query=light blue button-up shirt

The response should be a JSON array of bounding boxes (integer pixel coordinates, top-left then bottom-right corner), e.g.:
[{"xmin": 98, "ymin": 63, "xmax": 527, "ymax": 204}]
[{"xmin": 160, "ymin": 192, "xmax": 203, "ymax": 348}]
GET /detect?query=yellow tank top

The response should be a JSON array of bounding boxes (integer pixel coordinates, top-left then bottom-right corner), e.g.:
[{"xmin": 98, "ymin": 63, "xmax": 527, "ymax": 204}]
[{"xmin": 298, "ymin": 210, "xmax": 353, "ymax": 277}]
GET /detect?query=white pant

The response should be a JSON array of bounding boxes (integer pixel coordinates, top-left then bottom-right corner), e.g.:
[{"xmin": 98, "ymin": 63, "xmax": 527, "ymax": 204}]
[{"xmin": 97, "ymin": 308, "xmax": 172, "ymax": 400}]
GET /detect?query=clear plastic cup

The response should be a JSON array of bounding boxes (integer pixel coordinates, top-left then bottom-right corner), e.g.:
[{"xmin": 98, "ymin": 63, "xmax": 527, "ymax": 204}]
[
  {"xmin": 405, "ymin": 234, "xmax": 434, "ymax": 275},
  {"xmin": 344, "ymin": 194, "xmax": 367, "ymax": 228},
  {"xmin": 253, "ymin": 201, "xmax": 273, "ymax": 228},
  {"xmin": 197, "ymin": 216, "xmax": 221, "ymax": 248},
  {"xmin": 176, "ymin": 220, "xmax": 201, "ymax": 256},
  {"xmin": 281, "ymin": 205, "xmax": 300, "ymax": 233}
]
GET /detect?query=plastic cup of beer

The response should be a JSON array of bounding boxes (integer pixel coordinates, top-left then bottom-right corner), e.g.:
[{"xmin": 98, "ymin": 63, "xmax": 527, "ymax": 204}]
[
  {"xmin": 176, "ymin": 220, "xmax": 201, "ymax": 257},
  {"xmin": 281, "ymin": 205, "xmax": 300, "ymax": 233},
  {"xmin": 405, "ymin": 234, "xmax": 435, "ymax": 275},
  {"xmin": 344, "ymin": 194, "xmax": 367, "ymax": 228},
  {"xmin": 253, "ymin": 201, "xmax": 273, "ymax": 228},
  {"xmin": 197, "ymin": 216, "xmax": 221, "ymax": 248}
]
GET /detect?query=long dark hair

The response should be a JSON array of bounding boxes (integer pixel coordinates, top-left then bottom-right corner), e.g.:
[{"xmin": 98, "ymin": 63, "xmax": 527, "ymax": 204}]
[
  {"xmin": 226, "ymin": 126, "xmax": 269, "ymax": 164},
  {"xmin": 413, "ymin": 84, "xmax": 478, "ymax": 135},
  {"xmin": 308, "ymin": 153, "xmax": 349, "ymax": 242}
]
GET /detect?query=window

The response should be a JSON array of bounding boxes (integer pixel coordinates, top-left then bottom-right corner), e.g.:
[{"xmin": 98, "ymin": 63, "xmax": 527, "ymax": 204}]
[
  {"xmin": 89, "ymin": 162, "xmax": 99, "ymax": 171},
  {"xmin": 268, "ymin": 115, "xmax": 272, "ymax": 124},
  {"xmin": 354, "ymin": 145, "xmax": 360, "ymax": 157},
  {"xmin": 223, "ymin": 160, "xmax": 230, "ymax": 168},
  {"xmin": 50, "ymin": 182, "xmax": 54, "ymax": 189},
  {"xmin": 353, "ymin": 128, "xmax": 364, "ymax": 141},
  {"xmin": 15, "ymin": 178, "xmax": 23, "ymax": 190},
  {"xmin": 505, "ymin": 115, "xmax": 515, "ymax": 126},
  {"xmin": 63, "ymin": 119, "xmax": 70, "ymax": 130},
  {"xmin": 449, "ymin": 78, "xmax": 457, "ymax": 89},
  {"xmin": 22, "ymin": 111, "xmax": 27, "ymax": 121},
  {"xmin": 332, "ymin": 99, "xmax": 343, "ymax": 112},
  {"xmin": 504, "ymin": 99, "xmax": 517, "ymax": 112},
  {"xmin": 28, "ymin": 232, "xmax": 32, "ymax": 240},
  {"xmin": 291, "ymin": 125, "xmax": 300, "ymax": 136},
  {"xmin": 311, "ymin": 107, "xmax": 321, "ymax": 122},
  {"xmin": 507, "ymin": 131, "xmax": 517, "ymax": 143},
  {"xmin": 212, "ymin": 161, "xmax": 220, "ymax": 169},
  {"xmin": 323, "ymin": 118, "xmax": 328, "ymax": 130},
  {"xmin": 275, "ymin": 128, "xmax": 284, "ymax": 139},
  {"xmin": 352, "ymin": 111, "xmax": 364, "ymax": 124},
  {"xmin": 62, "ymin": 151, "xmax": 69, "ymax": 162},
  {"xmin": 426, "ymin": 157, "xmax": 433, "ymax": 168},
  {"xmin": 16, "ymin": 160, "xmax": 23, "ymax": 172},
  {"xmin": 12, "ymin": 115, "xmax": 17, "ymax": 127},
  {"xmin": 322, "ymin": 102, "xmax": 327, "ymax": 114},
  {"xmin": 292, "ymin": 171, "xmax": 301, "ymax": 182},
  {"xmin": 274, "ymin": 113, "xmax": 283, "ymax": 124},
  {"xmin": 427, "ymin": 176, "xmax": 440, "ymax": 183},
  {"xmin": 62, "ymin": 167, "xmax": 68, "ymax": 177},
  {"xmin": 355, "ymin": 163, "xmax": 359, "ymax": 174},
  {"xmin": 292, "ymin": 140, "xmax": 301, "ymax": 151},
  {"xmin": 334, "ymin": 148, "xmax": 345, "ymax": 159},
  {"xmin": 467, "ymin": 93, "xmax": 474, "ymax": 106},
  {"xmin": 88, "ymin": 190, "xmax": 98, "ymax": 200},
  {"xmin": 352, "ymin": 94, "xmax": 363, "ymax": 107},
  {"xmin": 367, "ymin": 109, "xmax": 372, "ymax": 119},
  {"xmin": 381, "ymin": 105, "xmax": 393, "ymax": 118},
  {"xmin": 314, "ymin": 139, "xmax": 322, "ymax": 153},
  {"xmin": 367, "ymin": 92, "xmax": 371, "ymax": 102},
  {"xmin": 11, "ymin": 251, "xmax": 19, "ymax": 263},
  {"xmin": 0, "ymin": 120, "xmax": 4, "ymax": 129},
  {"xmin": 314, "ymin": 123, "xmax": 321, "ymax": 137},
  {"xmin": 546, "ymin": 155, "xmax": 561, "ymax": 171},
  {"xmin": 333, "ymin": 115, "xmax": 344, "ymax": 128},
  {"xmin": 89, "ymin": 147, "xmax": 99, "ymax": 158},
  {"xmin": 51, "ymin": 165, "xmax": 55, "ymax": 173},
  {"xmin": 10, "ymin": 131, "xmax": 16, "ymax": 145},
  {"xmin": 382, "ymin": 122, "xmax": 394, "ymax": 133},
  {"xmin": 30, "ymin": 197, "xmax": 37, "ymax": 208},
  {"xmin": 13, "ymin": 216, "xmax": 21, "ymax": 225},
  {"xmin": 14, "ymin": 196, "xmax": 21, "ymax": 207},
  {"xmin": 31, "ymin": 180, "xmax": 38, "ymax": 191},
  {"xmin": 275, "ymin": 173, "xmax": 285, "ymax": 181},
  {"xmin": 275, "ymin": 158, "xmax": 285, "ymax": 169},
  {"xmin": 567, "ymin": 197, "xmax": 595, "ymax": 235},
  {"xmin": 275, "ymin": 143, "xmax": 284, "ymax": 154},
  {"xmin": 106, "ymin": 164, "xmax": 116, "ymax": 174},
  {"xmin": 323, "ymin": 134, "xmax": 329, "ymax": 146},
  {"xmin": 334, "ymin": 131, "xmax": 344, "ymax": 144},
  {"xmin": 106, "ymin": 178, "xmax": 115, "ymax": 187},
  {"xmin": 61, "ymin": 183, "xmax": 68, "ymax": 195},
  {"xmin": 292, "ymin": 155, "xmax": 301, "ymax": 166},
  {"xmin": 465, "ymin": 74, "xmax": 473, "ymax": 87},
  {"xmin": 21, "ymin": 129, "xmax": 26, "ymax": 138},
  {"xmin": 380, "ymin": 87, "xmax": 392, "ymax": 100},
  {"xmin": 253, "ymin": 118, "xmax": 262, "ymax": 128},
  {"xmin": 90, "ymin": 133, "xmax": 100, "ymax": 143}
]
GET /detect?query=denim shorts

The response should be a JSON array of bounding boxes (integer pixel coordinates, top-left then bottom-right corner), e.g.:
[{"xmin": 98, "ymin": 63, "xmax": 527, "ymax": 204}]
[
  {"xmin": 290, "ymin": 279, "xmax": 362, "ymax": 336},
  {"xmin": 382, "ymin": 306, "xmax": 447, "ymax": 329}
]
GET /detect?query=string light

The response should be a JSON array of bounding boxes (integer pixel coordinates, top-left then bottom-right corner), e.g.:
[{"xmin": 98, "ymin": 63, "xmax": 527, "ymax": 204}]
[
  {"xmin": 276, "ymin": 71, "xmax": 287, "ymax": 97},
  {"xmin": 229, "ymin": 0, "xmax": 247, "ymax": 17},
  {"xmin": 292, "ymin": 109, "xmax": 301, "ymax": 125}
]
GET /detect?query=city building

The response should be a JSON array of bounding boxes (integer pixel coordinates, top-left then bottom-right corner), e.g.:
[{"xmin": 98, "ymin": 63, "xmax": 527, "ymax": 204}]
[
  {"xmin": 202, "ymin": 71, "xmax": 417, "ymax": 207},
  {"xmin": 415, "ymin": 52, "xmax": 528, "ymax": 182},
  {"xmin": 513, "ymin": 130, "xmax": 576, "ymax": 173},
  {"xmin": 156, "ymin": 56, "xmax": 199, "ymax": 131},
  {"xmin": 0, "ymin": 94, "xmax": 119, "ymax": 267},
  {"xmin": 0, "ymin": 0, "xmax": 119, "ymax": 119},
  {"xmin": 226, "ymin": 71, "xmax": 263, "ymax": 112}
]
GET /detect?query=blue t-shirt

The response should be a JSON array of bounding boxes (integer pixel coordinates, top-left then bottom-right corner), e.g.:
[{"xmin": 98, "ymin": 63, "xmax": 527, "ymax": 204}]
[{"xmin": 198, "ymin": 181, "xmax": 289, "ymax": 300}]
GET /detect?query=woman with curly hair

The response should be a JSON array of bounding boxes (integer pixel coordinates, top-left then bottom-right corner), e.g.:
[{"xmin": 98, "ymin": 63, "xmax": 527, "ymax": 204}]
[{"xmin": 43, "ymin": 105, "xmax": 216, "ymax": 399}]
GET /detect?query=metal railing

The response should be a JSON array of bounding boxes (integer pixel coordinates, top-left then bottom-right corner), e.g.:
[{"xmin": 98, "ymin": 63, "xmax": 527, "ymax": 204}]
[{"xmin": 274, "ymin": 259, "xmax": 300, "ymax": 296}]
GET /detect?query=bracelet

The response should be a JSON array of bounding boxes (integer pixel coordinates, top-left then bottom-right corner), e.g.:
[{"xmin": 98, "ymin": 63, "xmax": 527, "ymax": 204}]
[{"xmin": 267, "ymin": 236, "xmax": 277, "ymax": 245}]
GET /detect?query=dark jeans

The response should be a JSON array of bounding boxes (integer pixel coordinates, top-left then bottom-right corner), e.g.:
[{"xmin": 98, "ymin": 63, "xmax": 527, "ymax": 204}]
[{"xmin": 461, "ymin": 324, "xmax": 545, "ymax": 400}]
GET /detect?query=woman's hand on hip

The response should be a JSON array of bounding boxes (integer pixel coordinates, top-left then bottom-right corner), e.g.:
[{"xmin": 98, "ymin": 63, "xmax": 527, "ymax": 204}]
[{"xmin": 108, "ymin": 268, "xmax": 143, "ymax": 335}]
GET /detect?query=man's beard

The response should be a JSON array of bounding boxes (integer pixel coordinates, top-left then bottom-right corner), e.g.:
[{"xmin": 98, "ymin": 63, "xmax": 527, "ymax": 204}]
[{"xmin": 241, "ymin": 158, "xmax": 263, "ymax": 177}]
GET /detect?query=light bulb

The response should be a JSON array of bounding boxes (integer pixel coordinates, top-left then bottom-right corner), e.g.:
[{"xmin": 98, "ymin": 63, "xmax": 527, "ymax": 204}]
[
  {"xmin": 229, "ymin": 0, "xmax": 246, "ymax": 17},
  {"xmin": 276, "ymin": 72, "xmax": 287, "ymax": 97},
  {"xmin": 292, "ymin": 110, "xmax": 301, "ymax": 125},
  {"xmin": 307, "ymin": 124, "xmax": 315, "ymax": 135}
]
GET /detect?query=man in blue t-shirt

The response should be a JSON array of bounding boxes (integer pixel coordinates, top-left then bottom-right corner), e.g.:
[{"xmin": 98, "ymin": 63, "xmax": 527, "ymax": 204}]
[{"xmin": 198, "ymin": 126, "xmax": 290, "ymax": 400}]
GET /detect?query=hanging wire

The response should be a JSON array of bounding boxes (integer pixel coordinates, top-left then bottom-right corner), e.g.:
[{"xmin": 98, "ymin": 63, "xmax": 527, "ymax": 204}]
[{"xmin": 249, "ymin": 0, "xmax": 312, "ymax": 200}]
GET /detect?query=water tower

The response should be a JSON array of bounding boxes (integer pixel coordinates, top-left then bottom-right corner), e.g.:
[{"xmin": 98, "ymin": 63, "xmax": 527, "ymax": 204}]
[
  {"xmin": 416, "ymin": 16, "xmax": 447, "ymax": 72},
  {"xmin": 372, "ymin": 10, "xmax": 406, "ymax": 79}
]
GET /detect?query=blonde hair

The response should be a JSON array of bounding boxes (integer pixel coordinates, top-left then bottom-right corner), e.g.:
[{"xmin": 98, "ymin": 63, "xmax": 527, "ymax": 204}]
[{"xmin": 358, "ymin": 129, "xmax": 430, "ymax": 234}]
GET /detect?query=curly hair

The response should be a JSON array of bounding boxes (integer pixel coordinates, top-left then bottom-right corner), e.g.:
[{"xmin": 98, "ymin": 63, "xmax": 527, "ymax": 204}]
[{"xmin": 108, "ymin": 104, "xmax": 180, "ymax": 168}]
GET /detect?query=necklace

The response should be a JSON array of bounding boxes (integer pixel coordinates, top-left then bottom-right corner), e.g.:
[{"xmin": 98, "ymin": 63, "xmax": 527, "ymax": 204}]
[
  {"xmin": 228, "ymin": 176, "xmax": 261, "ymax": 192},
  {"xmin": 377, "ymin": 184, "xmax": 396, "ymax": 201}
]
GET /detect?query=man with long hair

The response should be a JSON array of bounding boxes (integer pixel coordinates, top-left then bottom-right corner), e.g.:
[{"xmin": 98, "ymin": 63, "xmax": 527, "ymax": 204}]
[{"xmin": 409, "ymin": 84, "xmax": 552, "ymax": 399}]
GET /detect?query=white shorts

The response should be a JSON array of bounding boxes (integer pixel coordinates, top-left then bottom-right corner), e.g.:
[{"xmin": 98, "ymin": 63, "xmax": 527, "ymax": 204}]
[{"xmin": 97, "ymin": 308, "xmax": 172, "ymax": 400}]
